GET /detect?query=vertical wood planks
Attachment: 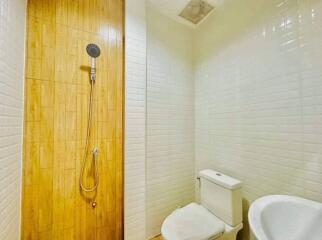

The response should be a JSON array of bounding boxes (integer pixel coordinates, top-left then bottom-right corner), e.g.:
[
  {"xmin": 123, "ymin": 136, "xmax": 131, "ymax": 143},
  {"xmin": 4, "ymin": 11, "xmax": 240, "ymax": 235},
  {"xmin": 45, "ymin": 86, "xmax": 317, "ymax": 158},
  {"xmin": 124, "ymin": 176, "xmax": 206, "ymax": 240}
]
[{"xmin": 22, "ymin": 0, "xmax": 124, "ymax": 239}]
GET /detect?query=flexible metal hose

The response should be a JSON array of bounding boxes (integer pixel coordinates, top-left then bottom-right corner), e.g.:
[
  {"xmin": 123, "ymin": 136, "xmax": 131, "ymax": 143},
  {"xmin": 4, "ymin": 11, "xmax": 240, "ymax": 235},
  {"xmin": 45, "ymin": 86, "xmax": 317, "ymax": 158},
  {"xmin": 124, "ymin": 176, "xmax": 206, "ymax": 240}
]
[{"xmin": 79, "ymin": 81, "xmax": 99, "ymax": 192}]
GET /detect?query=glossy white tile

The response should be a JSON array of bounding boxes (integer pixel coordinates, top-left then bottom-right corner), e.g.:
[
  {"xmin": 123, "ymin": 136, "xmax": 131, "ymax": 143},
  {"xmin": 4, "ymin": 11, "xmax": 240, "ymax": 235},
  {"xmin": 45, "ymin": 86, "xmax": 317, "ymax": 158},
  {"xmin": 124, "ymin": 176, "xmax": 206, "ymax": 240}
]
[{"xmin": 0, "ymin": 0, "xmax": 26, "ymax": 239}]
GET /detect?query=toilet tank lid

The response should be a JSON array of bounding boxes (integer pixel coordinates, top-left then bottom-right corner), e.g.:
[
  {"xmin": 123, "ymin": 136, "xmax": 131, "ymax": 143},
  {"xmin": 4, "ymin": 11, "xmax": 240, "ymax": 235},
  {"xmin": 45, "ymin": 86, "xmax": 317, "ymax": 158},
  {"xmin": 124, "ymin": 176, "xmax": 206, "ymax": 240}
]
[{"xmin": 199, "ymin": 169, "xmax": 242, "ymax": 190}]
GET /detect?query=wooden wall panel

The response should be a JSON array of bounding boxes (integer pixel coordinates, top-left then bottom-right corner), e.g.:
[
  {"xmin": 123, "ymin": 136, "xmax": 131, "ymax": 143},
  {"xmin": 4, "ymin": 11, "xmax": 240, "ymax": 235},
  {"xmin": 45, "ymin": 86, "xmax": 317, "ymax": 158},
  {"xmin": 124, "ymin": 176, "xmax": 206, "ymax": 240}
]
[{"xmin": 22, "ymin": 0, "xmax": 124, "ymax": 239}]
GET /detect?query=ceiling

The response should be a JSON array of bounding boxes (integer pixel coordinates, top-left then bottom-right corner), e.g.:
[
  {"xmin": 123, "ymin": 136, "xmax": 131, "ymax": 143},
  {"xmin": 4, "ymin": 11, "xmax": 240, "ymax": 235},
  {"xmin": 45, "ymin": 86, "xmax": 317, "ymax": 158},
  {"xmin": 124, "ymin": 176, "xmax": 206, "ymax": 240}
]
[{"xmin": 148, "ymin": 0, "xmax": 224, "ymax": 28}]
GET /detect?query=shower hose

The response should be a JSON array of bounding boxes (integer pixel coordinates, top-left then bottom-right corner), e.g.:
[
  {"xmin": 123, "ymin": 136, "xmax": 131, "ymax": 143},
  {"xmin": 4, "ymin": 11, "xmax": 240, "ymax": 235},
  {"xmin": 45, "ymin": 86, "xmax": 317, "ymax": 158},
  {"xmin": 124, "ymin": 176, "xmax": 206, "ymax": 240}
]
[{"xmin": 79, "ymin": 81, "xmax": 99, "ymax": 192}]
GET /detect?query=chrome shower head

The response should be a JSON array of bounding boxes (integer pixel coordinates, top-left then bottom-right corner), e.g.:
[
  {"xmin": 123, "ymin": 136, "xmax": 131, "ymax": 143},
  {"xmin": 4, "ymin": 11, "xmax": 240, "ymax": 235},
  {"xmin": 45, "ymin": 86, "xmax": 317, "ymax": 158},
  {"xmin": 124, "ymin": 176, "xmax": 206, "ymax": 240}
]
[
  {"xmin": 86, "ymin": 44, "xmax": 101, "ymax": 58},
  {"xmin": 86, "ymin": 44, "xmax": 101, "ymax": 82}
]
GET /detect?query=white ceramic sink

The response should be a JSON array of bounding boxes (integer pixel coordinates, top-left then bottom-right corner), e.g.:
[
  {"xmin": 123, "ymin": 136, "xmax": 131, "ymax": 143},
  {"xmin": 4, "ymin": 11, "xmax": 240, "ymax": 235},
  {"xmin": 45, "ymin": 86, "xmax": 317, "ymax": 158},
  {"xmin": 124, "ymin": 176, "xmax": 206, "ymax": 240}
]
[{"xmin": 248, "ymin": 195, "xmax": 322, "ymax": 240}]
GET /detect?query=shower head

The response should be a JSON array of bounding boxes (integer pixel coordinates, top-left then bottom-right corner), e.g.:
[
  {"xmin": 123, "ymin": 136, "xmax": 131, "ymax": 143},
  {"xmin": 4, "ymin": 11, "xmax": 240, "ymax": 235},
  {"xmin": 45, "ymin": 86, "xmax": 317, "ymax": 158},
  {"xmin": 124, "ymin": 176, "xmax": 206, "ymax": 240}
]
[
  {"xmin": 86, "ymin": 44, "xmax": 101, "ymax": 82},
  {"xmin": 86, "ymin": 44, "xmax": 101, "ymax": 58}
]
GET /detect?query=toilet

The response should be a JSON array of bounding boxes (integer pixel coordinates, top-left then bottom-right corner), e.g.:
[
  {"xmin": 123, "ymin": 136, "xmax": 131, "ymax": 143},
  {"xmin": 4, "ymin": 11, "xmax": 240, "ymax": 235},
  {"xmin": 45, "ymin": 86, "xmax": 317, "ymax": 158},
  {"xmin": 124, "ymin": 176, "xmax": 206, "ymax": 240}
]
[{"xmin": 161, "ymin": 169, "xmax": 243, "ymax": 240}]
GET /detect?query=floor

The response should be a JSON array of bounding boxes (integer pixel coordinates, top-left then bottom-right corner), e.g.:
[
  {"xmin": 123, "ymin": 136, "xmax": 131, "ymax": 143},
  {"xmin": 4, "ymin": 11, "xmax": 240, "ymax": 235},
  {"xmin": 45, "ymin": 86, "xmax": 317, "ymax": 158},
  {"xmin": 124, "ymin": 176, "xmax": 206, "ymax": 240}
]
[{"xmin": 151, "ymin": 235, "xmax": 163, "ymax": 240}]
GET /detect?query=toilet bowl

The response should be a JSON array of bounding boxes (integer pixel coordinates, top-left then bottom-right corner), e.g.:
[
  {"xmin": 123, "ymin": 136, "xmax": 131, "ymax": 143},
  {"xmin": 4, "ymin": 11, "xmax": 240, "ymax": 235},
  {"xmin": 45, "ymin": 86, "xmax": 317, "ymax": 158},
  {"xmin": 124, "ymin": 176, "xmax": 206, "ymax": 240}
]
[{"xmin": 161, "ymin": 170, "xmax": 243, "ymax": 240}]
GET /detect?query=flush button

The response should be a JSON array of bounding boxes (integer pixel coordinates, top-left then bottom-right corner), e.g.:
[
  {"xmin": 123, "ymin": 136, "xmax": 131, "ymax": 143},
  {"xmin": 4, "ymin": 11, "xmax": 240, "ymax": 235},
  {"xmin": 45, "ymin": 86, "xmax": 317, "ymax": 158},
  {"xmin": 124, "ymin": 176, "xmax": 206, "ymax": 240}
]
[{"xmin": 216, "ymin": 173, "xmax": 221, "ymax": 176}]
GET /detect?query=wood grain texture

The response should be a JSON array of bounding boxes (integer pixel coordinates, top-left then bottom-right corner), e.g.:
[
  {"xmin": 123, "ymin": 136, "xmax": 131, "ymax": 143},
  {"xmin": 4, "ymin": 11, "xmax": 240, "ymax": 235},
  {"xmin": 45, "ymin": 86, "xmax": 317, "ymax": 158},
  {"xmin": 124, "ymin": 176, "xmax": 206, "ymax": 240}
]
[{"xmin": 22, "ymin": 0, "xmax": 124, "ymax": 239}]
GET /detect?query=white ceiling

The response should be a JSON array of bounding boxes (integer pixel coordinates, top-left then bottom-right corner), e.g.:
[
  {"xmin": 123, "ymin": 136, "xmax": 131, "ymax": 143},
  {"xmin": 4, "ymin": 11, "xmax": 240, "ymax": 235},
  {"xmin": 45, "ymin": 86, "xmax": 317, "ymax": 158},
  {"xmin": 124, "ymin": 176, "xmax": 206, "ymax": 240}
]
[{"xmin": 148, "ymin": 0, "xmax": 224, "ymax": 28}]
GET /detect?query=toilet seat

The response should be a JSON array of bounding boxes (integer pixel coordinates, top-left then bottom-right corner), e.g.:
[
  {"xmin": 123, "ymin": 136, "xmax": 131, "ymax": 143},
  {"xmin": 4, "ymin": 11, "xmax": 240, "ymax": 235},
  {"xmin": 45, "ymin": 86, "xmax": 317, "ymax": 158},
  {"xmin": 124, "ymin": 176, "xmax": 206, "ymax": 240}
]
[{"xmin": 161, "ymin": 203, "xmax": 225, "ymax": 240}]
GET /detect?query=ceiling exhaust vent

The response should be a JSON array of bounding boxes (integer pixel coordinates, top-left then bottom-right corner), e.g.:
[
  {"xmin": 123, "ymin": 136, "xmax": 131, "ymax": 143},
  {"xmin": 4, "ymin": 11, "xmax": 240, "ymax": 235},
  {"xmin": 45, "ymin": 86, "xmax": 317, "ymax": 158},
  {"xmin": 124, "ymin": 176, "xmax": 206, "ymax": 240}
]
[{"xmin": 179, "ymin": 0, "xmax": 214, "ymax": 24}]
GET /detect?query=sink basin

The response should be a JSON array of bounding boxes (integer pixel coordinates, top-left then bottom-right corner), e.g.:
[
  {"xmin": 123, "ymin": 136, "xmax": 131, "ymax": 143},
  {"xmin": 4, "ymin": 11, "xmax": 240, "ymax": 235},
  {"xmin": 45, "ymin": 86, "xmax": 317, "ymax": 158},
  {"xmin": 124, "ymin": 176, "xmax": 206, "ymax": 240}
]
[{"xmin": 248, "ymin": 195, "xmax": 322, "ymax": 240}]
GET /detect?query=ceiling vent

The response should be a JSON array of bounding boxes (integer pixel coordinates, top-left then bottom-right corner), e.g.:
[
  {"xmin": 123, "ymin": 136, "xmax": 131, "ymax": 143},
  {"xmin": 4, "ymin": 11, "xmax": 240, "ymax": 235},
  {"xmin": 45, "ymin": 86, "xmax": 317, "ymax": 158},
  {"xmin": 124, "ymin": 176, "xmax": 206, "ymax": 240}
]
[{"xmin": 179, "ymin": 0, "xmax": 214, "ymax": 24}]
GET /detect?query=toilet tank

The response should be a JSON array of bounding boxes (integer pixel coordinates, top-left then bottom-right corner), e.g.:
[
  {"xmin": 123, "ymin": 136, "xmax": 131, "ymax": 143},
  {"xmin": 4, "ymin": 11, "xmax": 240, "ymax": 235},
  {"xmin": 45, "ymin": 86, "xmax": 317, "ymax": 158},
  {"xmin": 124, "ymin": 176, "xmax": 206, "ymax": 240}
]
[{"xmin": 199, "ymin": 169, "xmax": 242, "ymax": 227}]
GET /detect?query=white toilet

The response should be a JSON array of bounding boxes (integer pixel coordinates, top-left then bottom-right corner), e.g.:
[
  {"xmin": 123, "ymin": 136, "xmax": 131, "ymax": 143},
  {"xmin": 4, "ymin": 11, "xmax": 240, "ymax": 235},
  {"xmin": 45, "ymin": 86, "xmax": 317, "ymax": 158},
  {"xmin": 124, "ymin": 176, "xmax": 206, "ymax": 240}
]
[{"xmin": 161, "ymin": 169, "xmax": 243, "ymax": 240}]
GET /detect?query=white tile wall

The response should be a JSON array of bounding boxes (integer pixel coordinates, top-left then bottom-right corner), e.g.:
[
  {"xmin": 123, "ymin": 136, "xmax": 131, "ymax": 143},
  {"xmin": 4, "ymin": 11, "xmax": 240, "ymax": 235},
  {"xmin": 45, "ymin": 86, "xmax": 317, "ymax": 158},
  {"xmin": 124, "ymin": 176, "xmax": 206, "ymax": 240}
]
[
  {"xmin": 194, "ymin": 0, "xmax": 322, "ymax": 238},
  {"xmin": 146, "ymin": 5, "xmax": 195, "ymax": 238},
  {"xmin": 125, "ymin": 0, "xmax": 147, "ymax": 239},
  {"xmin": 0, "ymin": 0, "xmax": 26, "ymax": 239},
  {"xmin": 126, "ymin": 0, "xmax": 322, "ymax": 239}
]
